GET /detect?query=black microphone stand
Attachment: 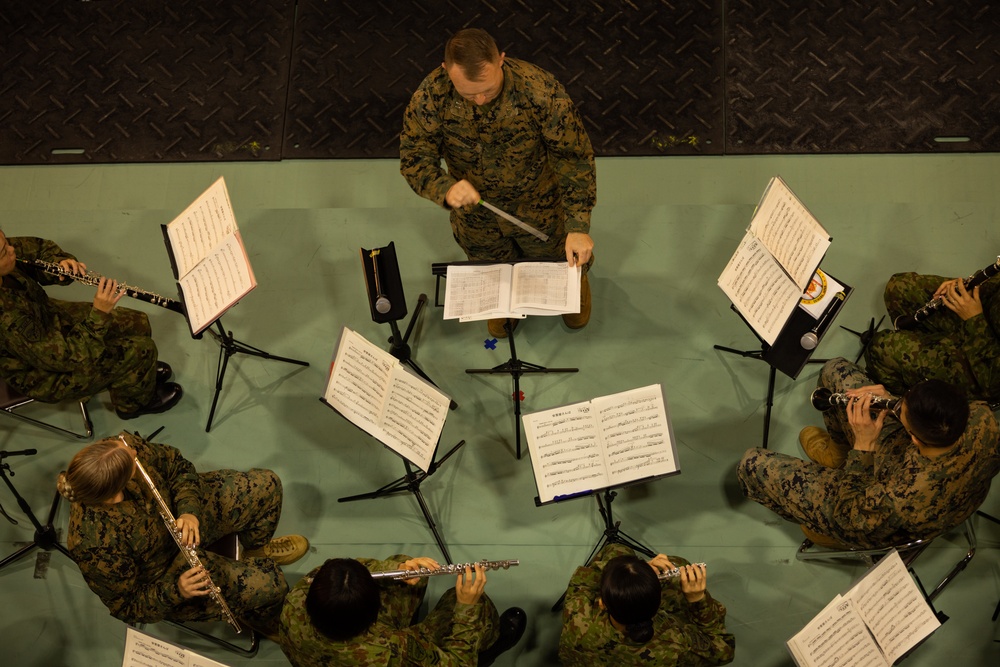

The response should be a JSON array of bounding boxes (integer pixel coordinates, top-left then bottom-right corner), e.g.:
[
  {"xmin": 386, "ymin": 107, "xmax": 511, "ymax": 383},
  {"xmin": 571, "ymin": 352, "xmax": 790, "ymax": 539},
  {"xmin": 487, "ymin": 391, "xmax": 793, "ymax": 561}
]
[{"xmin": 0, "ymin": 449, "xmax": 72, "ymax": 572}]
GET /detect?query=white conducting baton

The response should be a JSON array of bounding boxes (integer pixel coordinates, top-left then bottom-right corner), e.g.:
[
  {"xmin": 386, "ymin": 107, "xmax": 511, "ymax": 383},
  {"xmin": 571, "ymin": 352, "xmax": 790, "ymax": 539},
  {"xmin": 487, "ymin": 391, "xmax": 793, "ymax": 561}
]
[{"xmin": 478, "ymin": 199, "xmax": 550, "ymax": 242}]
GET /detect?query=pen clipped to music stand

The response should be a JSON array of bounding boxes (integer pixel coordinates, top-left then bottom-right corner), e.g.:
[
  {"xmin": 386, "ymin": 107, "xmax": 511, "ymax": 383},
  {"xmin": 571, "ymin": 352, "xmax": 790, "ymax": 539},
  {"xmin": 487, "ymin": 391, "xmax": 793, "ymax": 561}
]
[{"xmin": 362, "ymin": 243, "xmax": 455, "ymax": 409}]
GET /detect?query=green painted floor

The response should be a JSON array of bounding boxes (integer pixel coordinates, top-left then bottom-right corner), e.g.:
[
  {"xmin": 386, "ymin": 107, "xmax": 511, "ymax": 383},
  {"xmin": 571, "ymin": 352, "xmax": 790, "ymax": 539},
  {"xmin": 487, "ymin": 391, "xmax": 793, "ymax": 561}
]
[{"xmin": 1, "ymin": 154, "xmax": 999, "ymax": 666}]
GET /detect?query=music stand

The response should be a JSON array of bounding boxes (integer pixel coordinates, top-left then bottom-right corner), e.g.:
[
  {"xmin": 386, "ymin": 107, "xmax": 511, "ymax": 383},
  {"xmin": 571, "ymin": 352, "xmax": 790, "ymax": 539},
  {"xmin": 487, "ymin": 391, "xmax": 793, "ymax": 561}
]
[
  {"xmin": 361, "ymin": 243, "xmax": 456, "ymax": 410},
  {"xmin": 715, "ymin": 274, "xmax": 852, "ymax": 449},
  {"xmin": 0, "ymin": 448, "xmax": 72, "ymax": 572}
]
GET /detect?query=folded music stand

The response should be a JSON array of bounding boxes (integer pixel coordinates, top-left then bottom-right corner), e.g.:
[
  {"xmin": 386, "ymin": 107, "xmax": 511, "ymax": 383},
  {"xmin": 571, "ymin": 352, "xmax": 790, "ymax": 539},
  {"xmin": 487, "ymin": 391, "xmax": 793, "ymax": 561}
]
[
  {"xmin": 431, "ymin": 260, "xmax": 578, "ymax": 459},
  {"xmin": 362, "ymin": 243, "xmax": 456, "ymax": 410}
]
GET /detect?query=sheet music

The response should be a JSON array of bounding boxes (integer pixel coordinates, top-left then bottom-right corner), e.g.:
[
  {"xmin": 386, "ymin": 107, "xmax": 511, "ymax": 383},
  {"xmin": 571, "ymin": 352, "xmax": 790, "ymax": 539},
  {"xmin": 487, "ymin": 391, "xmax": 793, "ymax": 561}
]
[
  {"xmin": 322, "ymin": 327, "xmax": 450, "ymax": 473},
  {"xmin": 123, "ymin": 627, "xmax": 230, "ymax": 667},
  {"xmin": 718, "ymin": 234, "xmax": 802, "ymax": 345},
  {"xmin": 787, "ymin": 597, "xmax": 888, "ymax": 667},
  {"xmin": 849, "ymin": 551, "xmax": 941, "ymax": 664},
  {"xmin": 524, "ymin": 384, "xmax": 679, "ymax": 504},
  {"xmin": 164, "ymin": 177, "xmax": 235, "ymax": 279},
  {"xmin": 444, "ymin": 264, "xmax": 511, "ymax": 319},
  {"xmin": 749, "ymin": 176, "xmax": 831, "ymax": 289},
  {"xmin": 180, "ymin": 233, "xmax": 256, "ymax": 334},
  {"xmin": 324, "ymin": 328, "xmax": 394, "ymax": 432},
  {"xmin": 597, "ymin": 385, "xmax": 677, "ymax": 485},
  {"xmin": 511, "ymin": 263, "xmax": 580, "ymax": 311}
]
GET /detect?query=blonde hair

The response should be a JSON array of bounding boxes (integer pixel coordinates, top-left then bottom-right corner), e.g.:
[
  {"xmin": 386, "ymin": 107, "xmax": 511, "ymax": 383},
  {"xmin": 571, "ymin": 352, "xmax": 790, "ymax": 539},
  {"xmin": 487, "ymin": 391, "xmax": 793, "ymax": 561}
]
[{"xmin": 57, "ymin": 439, "xmax": 134, "ymax": 504}]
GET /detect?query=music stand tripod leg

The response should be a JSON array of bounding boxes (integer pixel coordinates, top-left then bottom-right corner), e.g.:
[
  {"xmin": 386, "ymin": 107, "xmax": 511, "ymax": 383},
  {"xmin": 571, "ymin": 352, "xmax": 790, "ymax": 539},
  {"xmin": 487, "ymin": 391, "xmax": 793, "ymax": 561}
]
[{"xmin": 1, "ymin": 456, "xmax": 72, "ymax": 572}]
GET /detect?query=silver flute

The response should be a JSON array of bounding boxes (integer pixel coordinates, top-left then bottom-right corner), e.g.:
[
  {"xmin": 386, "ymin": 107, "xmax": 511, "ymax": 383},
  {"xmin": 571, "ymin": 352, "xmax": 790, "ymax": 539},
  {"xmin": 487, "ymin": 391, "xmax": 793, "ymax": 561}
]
[
  {"xmin": 17, "ymin": 258, "xmax": 184, "ymax": 314},
  {"xmin": 130, "ymin": 447, "xmax": 242, "ymax": 633},
  {"xmin": 371, "ymin": 559, "xmax": 520, "ymax": 580},
  {"xmin": 657, "ymin": 562, "xmax": 707, "ymax": 580}
]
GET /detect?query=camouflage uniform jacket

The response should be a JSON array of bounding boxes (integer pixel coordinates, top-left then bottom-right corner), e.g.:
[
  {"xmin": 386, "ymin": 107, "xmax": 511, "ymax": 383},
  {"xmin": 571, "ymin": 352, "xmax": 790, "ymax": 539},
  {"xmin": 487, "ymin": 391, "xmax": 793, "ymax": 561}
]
[
  {"xmin": 67, "ymin": 433, "xmax": 204, "ymax": 624},
  {"xmin": 0, "ymin": 237, "xmax": 117, "ymax": 389},
  {"xmin": 829, "ymin": 401, "xmax": 999, "ymax": 546},
  {"xmin": 279, "ymin": 556, "xmax": 494, "ymax": 667},
  {"xmin": 399, "ymin": 58, "xmax": 596, "ymax": 236},
  {"xmin": 559, "ymin": 543, "xmax": 735, "ymax": 666}
]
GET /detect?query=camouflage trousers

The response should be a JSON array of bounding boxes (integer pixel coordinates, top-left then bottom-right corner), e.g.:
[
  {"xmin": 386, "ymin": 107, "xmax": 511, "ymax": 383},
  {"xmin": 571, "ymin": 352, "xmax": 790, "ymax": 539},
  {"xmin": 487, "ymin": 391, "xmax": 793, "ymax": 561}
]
[
  {"xmin": 737, "ymin": 358, "xmax": 904, "ymax": 548},
  {"xmin": 15, "ymin": 300, "xmax": 158, "ymax": 412},
  {"xmin": 385, "ymin": 583, "xmax": 500, "ymax": 656},
  {"xmin": 865, "ymin": 272, "xmax": 984, "ymax": 399},
  {"xmin": 450, "ymin": 203, "xmax": 594, "ymax": 274},
  {"xmin": 168, "ymin": 468, "xmax": 287, "ymax": 635}
]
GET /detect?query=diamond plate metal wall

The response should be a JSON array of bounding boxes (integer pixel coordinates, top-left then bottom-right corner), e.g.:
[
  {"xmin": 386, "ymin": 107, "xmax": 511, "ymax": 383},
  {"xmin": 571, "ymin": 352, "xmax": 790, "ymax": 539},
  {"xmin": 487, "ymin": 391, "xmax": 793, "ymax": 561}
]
[
  {"xmin": 0, "ymin": 0, "xmax": 295, "ymax": 164},
  {"xmin": 726, "ymin": 0, "xmax": 1000, "ymax": 153},
  {"xmin": 283, "ymin": 0, "xmax": 725, "ymax": 158}
]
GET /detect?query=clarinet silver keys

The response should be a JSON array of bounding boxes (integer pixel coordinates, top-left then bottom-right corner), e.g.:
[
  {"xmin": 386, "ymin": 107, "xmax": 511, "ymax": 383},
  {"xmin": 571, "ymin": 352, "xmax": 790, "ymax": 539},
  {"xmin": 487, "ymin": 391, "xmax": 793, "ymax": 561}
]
[
  {"xmin": 370, "ymin": 559, "xmax": 520, "ymax": 580},
  {"xmin": 810, "ymin": 387, "xmax": 899, "ymax": 413},
  {"xmin": 657, "ymin": 562, "xmax": 707, "ymax": 580}
]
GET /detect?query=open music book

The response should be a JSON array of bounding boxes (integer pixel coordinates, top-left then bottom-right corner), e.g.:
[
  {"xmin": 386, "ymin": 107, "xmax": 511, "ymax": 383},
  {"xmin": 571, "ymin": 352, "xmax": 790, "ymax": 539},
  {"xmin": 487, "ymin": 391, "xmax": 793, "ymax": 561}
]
[
  {"xmin": 787, "ymin": 550, "xmax": 941, "ymax": 667},
  {"xmin": 122, "ymin": 627, "xmax": 229, "ymax": 667},
  {"xmin": 321, "ymin": 327, "xmax": 451, "ymax": 473},
  {"xmin": 523, "ymin": 384, "xmax": 680, "ymax": 504},
  {"xmin": 162, "ymin": 176, "xmax": 256, "ymax": 335},
  {"xmin": 718, "ymin": 176, "xmax": 832, "ymax": 345},
  {"xmin": 444, "ymin": 261, "xmax": 581, "ymax": 321}
]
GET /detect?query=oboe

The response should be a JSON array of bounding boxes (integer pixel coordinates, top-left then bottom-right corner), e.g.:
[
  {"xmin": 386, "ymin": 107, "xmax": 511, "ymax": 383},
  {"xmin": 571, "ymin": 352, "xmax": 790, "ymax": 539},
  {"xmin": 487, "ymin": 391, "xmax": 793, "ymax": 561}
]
[
  {"xmin": 129, "ymin": 444, "xmax": 242, "ymax": 633},
  {"xmin": 810, "ymin": 387, "xmax": 899, "ymax": 412},
  {"xmin": 371, "ymin": 559, "xmax": 520, "ymax": 580},
  {"xmin": 894, "ymin": 256, "xmax": 1000, "ymax": 330},
  {"xmin": 16, "ymin": 258, "xmax": 184, "ymax": 315},
  {"xmin": 657, "ymin": 563, "xmax": 707, "ymax": 580}
]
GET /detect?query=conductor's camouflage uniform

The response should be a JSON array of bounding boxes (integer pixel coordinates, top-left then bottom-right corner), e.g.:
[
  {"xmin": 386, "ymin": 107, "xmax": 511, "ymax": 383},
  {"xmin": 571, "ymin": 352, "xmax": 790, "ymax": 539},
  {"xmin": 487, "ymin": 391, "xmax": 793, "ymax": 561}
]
[
  {"xmin": 278, "ymin": 555, "xmax": 499, "ymax": 667},
  {"xmin": 559, "ymin": 543, "xmax": 735, "ymax": 667},
  {"xmin": 67, "ymin": 432, "xmax": 288, "ymax": 635},
  {"xmin": 866, "ymin": 271, "xmax": 1000, "ymax": 402},
  {"xmin": 0, "ymin": 237, "xmax": 157, "ymax": 413},
  {"xmin": 738, "ymin": 358, "xmax": 1000, "ymax": 549},
  {"xmin": 400, "ymin": 58, "xmax": 596, "ymax": 268}
]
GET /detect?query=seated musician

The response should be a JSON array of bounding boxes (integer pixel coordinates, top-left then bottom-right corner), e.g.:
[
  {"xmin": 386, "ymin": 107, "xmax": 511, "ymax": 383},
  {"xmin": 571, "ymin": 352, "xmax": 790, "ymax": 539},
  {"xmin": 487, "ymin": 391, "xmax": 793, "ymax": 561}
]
[
  {"xmin": 278, "ymin": 555, "xmax": 527, "ymax": 666},
  {"xmin": 866, "ymin": 269, "xmax": 1000, "ymax": 402},
  {"xmin": 738, "ymin": 357, "xmax": 1000, "ymax": 549},
  {"xmin": 558, "ymin": 543, "xmax": 735, "ymax": 666},
  {"xmin": 58, "ymin": 432, "xmax": 309, "ymax": 637},
  {"xmin": 0, "ymin": 230, "xmax": 181, "ymax": 418}
]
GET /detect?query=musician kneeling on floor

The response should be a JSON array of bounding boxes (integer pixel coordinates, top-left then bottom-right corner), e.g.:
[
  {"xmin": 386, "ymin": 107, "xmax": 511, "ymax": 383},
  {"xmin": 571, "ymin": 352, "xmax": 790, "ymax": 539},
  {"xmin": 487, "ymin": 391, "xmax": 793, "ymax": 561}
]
[
  {"xmin": 0, "ymin": 230, "xmax": 180, "ymax": 419},
  {"xmin": 58, "ymin": 432, "xmax": 309, "ymax": 636},
  {"xmin": 278, "ymin": 555, "xmax": 527, "ymax": 666},
  {"xmin": 738, "ymin": 357, "xmax": 1000, "ymax": 549},
  {"xmin": 558, "ymin": 543, "xmax": 735, "ymax": 666}
]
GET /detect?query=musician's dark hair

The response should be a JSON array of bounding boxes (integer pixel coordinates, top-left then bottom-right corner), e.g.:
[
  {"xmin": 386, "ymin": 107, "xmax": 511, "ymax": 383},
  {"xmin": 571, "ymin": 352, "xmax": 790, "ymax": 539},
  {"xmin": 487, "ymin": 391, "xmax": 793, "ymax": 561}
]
[
  {"xmin": 306, "ymin": 558, "xmax": 381, "ymax": 641},
  {"xmin": 57, "ymin": 439, "xmax": 135, "ymax": 505},
  {"xmin": 600, "ymin": 555, "xmax": 661, "ymax": 643},
  {"xmin": 902, "ymin": 380, "xmax": 969, "ymax": 447},
  {"xmin": 444, "ymin": 28, "xmax": 500, "ymax": 80}
]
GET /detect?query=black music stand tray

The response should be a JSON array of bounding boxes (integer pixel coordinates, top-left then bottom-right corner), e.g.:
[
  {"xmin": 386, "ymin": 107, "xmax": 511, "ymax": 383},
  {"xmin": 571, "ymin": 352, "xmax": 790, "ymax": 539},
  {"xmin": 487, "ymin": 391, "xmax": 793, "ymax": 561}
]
[
  {"xmin": 205, "ymin": 317, "xmax": 310, "ymax": 432},
  {"xmin": 467, "ymin": 319, "xmax": 578, "ymax": 460},
  {"xmin": 337, "ymin": 438, "xmax": 466, "ymax": 564},
  {"xmin": 550, "ymin": 488, "xmax": 655, "ymax": 611},
  {"xmin": 362, "ymin": 244, "xmax": 456, "ymax": 410},
  {"xmin": 715, "ymin": 276, "xmax": 852, "ymax": 449},
  {"xmin": 0, "ymin": 449, "xmax": 71, "ymax": 572}
]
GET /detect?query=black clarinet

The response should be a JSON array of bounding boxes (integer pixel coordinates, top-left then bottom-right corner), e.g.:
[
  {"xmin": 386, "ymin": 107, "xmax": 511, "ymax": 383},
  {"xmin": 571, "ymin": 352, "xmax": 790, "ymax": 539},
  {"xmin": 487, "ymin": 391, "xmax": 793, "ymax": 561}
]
[
  {"xmin": 893, "ymin": 256, "xmax": 1000, "ymax": 330},
  {"xmin": 810, "ymin": 387, "xmax": 899, "ymax": 413}
]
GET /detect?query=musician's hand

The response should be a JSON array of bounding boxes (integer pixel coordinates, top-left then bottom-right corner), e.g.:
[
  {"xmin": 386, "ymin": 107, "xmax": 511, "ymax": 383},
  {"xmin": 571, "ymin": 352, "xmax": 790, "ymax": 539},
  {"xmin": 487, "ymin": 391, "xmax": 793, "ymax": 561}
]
[
  {"xmin": 845, "ymin": 384, "xmax": 891, "ymax": 399},
  {"xmin": 92, "ymin": 277, "xmax": 124, "ymax": 313},
  {"xmin": 455, "ymin": 563, "xmax": 487, "ymax": 605},
  {"xmin": 175, "ymin": 513, "xmax": 201, "ymax": 547},
  {"xmin": 445, "ymin": 179, "xmax": 481, "ymax": 209},
  {"xmin": 933, "ymin": 278, "xmax": 962, "ymax": 299},
  {"xmin": 678, "ymin": 563, "xmax": 707, "ymax": 603},
  {"xmin": 178, "ymin": 566, "xmax": 213, "ymax": 599},
  {"xmin": 846, "ymin": 393, "xmax": 886, "ymax": 452},
  {"xmin": 399, "ymin": 557, "xmax": 439, "ymax": 586},
  {"xmin": 565, "ymin": 232, "xmax": 594, "ymax": 267},
  {"xmin": 57, "ymin": 259, "xmax": 87, "ymax": 281},
  {"xmin": 941, "ymin": 281, "xmax": 983, "ymax": 320},
  {"xmin": 647, "ymin": 554, "xmax": 674, "ymax": 576}
]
